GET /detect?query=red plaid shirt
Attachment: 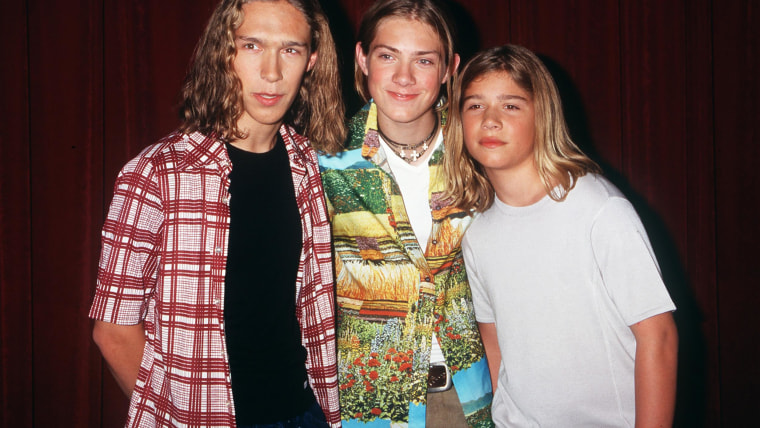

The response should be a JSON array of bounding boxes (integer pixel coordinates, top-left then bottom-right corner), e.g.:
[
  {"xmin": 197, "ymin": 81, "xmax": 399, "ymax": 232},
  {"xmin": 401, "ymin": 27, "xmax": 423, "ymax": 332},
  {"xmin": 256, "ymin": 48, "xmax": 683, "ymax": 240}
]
[{"xmin": 89, "ymin": 126, "xmax": 339, "ymax": 427}]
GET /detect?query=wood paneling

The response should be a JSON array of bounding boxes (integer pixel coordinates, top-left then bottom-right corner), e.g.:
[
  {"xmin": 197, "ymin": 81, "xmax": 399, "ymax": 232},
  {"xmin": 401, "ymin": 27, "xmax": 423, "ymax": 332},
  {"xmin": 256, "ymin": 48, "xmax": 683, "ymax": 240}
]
[
  {"xmin": 713, "ymin": 1, "xmax": 760, "ymax": 425},
  {"xmin": 103, "ymin": 0, "xmax": 219, "ymax": 189},
  {"xmin": 26, "ymin": 0, "xmax": 105, "ymax": 425},
  {"xmin": 682, "ymin": 0, "xmax": 718, "ymax": 425},
  {"xmin": 508, "ymin": 0, "xmax": 623, "ymax": 173},
  {"xmin": 0, "ymin": 0, "xmax": 33, "ymax": 425},
  {"xmin": 619, "ymin": 0, "xmax": 688, "ymax": 244}
]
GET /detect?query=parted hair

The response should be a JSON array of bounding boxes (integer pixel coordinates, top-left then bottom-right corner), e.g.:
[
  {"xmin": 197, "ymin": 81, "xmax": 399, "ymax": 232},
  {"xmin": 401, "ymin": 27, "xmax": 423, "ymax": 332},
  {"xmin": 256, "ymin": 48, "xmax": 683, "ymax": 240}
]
[
  {"xmin": 445, "ymin": 44, "xmax": 601, "ymax": 212},
  {"xmin": 178, "ymin": 0, "xmax": 346, "ymax": 154},
  {"xmin": 354, "ymin": 0, "xmax": 458, "ymax": 112}
]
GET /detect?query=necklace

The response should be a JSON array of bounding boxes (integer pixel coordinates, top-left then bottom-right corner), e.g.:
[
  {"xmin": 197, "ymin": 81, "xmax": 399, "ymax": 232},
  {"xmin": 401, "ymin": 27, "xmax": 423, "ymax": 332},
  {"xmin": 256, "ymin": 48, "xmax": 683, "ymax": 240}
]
[{"xmin": 377, "ymin": 115, "xmax": 439, "ymax": 163}]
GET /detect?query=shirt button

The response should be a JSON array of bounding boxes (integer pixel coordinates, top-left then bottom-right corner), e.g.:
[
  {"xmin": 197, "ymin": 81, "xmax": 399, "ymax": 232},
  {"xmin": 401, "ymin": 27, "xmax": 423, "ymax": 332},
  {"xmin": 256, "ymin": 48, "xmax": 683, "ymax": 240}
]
[
  {"xmin": 432, "ymin": 240, "xmax": 438, "ymax": 245},
  {"xmin": 214, "ymin": 247, "xmax": 223, "ymax": 255},
  {"xmin": 425, "ymin": 277, "xmax": 431, "ymax": 282},
  {"xmin": 214, "ymin": 298, "xmax": 221, "ymax": 306}
]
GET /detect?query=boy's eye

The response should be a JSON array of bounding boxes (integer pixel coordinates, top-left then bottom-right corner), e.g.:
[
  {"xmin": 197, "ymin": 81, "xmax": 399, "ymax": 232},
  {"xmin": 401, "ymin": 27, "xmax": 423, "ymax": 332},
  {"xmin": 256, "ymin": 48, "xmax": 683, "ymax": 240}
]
[
  {"xmin": 505, "ymin": 104, "xmax": 518, "ymax": 110},
  {"xmin": 418, "ymin": 58, "xmax": 433, "ymax": 65},
  {"xmin": 465, "ymin": 103, "xmax": 482, "ymax": 110}
]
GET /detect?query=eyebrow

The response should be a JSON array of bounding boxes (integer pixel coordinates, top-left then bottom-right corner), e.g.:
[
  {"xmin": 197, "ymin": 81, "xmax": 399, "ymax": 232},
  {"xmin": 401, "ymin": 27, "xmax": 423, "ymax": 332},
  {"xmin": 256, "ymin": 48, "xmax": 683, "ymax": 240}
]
[
  {"xmin": 372, "ymin": 44, "xmax": 441, "ymax": 57},
  {"xmin": 237, "ymin": 36, "xmax": 309, "ymax": 48},
  {"xmin": 463, "ymin": 93, "xmax": 529, "ymax": 102}
]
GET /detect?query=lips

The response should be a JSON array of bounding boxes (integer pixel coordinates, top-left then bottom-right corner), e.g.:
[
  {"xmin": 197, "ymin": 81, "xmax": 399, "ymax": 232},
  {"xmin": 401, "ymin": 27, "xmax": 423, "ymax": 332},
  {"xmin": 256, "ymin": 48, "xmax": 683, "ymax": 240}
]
[
  {"xmin": 480, "ymin": 137, "xmax": 506, "ymax": 148},
  {"xmin": 254, "ymin": 92, "xmax": 284, "ymax": 106},
  {"xmin": 387, "ymin": 90, "xmax": 419, "ymax": 102}
]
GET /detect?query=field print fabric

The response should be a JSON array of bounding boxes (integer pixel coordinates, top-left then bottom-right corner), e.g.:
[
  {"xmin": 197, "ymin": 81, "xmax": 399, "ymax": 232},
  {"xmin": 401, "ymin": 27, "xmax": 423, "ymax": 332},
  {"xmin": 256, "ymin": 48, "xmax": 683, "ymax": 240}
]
[{"xmin": 319, "ymin": 103, "xmax": 494, "ymax": 427}]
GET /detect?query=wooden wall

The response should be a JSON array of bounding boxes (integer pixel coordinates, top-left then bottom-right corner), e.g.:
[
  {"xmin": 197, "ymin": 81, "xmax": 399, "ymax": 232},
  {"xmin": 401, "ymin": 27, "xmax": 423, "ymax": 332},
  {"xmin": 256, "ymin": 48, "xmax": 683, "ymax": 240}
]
[{"xmin": 1, "ymin": 0, "xmax": 756, "ymax": 426}]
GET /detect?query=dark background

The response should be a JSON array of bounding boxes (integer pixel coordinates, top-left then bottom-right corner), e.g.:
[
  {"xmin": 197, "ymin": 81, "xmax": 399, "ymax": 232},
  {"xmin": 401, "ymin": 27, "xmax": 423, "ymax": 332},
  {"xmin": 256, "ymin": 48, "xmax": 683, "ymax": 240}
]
[{"xmin": 1, "ymin": 0, "xmax": 757, "ymax": 426}]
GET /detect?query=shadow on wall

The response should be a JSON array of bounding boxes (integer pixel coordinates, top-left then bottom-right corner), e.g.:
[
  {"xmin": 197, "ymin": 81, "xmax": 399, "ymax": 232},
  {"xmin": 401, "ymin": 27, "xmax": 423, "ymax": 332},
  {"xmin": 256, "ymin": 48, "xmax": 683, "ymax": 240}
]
[
  {"xmin": 443, "ymin": 0, "xmax": 482, "ymax": 65},
  {"xmin": 542, "ymin": 55, "xmax": 709, "ymax": 428}
]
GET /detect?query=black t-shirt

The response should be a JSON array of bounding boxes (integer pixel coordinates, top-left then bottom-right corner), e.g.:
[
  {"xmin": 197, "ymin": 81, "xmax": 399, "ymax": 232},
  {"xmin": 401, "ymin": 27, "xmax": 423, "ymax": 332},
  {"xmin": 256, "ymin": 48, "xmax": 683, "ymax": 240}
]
[{"xmin": 224, "ymin": 136, "xmax": 315, "ymax": 424}]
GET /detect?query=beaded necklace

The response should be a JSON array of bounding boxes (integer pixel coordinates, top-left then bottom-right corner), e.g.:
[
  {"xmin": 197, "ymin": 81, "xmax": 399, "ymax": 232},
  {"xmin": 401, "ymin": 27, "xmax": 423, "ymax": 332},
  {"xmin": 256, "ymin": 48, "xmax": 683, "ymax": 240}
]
[{"xmin": 377, "ymin": 115, "xmax": 439, "ymax": 163}]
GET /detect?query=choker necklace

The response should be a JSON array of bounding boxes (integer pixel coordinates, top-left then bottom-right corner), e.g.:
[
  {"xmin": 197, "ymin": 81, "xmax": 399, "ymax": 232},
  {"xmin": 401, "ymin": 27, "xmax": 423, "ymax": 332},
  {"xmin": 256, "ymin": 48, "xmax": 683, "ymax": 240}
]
[{"xmin": 377, "ymin": 115, "xmax": 439, "ymax": 163}]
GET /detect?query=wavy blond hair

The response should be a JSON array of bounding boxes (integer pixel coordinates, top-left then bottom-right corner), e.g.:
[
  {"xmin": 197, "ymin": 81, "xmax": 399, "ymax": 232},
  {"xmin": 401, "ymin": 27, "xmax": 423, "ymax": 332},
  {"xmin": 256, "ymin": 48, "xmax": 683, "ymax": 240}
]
[
  {"xmin": 178, "ymin": 0, "xmax": 346, "ymax": 153},
  {"xmin": 444, "ymin": 44, "xmax": 601, "ymax": 212},
  {"xmin": 353, "ymin": 0, "xmax": 458, "ymax": 112}
]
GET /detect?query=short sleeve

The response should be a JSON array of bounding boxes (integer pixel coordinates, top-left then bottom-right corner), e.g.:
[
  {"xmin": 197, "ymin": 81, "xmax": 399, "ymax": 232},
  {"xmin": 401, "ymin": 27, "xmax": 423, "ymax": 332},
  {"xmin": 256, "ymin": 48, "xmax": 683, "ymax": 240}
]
[
  {"xmin": 88, "ymin": 154, "xmax": 163, "ymax": 325},
  {"xmin": 463, "ymin": 233, "xmax": 495, "ymax": 323},
  {"xmin": 591, "ymin": 197, "xmax": 675, "ymax": 326}
]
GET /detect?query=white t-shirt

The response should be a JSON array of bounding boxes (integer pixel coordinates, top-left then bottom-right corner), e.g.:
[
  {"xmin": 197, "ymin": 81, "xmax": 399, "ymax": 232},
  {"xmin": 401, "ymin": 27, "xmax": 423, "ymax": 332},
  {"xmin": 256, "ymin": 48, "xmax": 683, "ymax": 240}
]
[
  {"xmin": 380, "ymin": 131, "xmax": 447, "ymax": 364},
  {"xmin": 463, "ymin": 174, "xmax": 675, "ymax": 427}
]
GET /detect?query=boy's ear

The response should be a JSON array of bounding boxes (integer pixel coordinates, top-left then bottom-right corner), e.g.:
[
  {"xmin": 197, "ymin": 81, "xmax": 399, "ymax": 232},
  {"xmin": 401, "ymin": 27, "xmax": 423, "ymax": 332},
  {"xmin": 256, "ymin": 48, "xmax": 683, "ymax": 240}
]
[
  {"xmin": 307, "ymin": 51, "xmax": 318, "ymax": 72},
  {"xmin": 356, "ymin": 42, "xmax": 369, "ymax": 76},
  {"xmin": 443, "ymin": 53, "xmax": 461, "ymax": 83}
]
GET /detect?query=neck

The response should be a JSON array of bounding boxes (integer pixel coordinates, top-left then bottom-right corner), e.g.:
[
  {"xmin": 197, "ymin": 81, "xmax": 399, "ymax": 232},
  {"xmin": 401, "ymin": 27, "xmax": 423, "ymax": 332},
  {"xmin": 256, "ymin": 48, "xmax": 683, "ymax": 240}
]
[
  {"xmin": 376, "ymin": 111, "xmax": 437, "ymax": 144},
  {"xmin": 489, "ymin": 163, "xmax": 548, "ymax": 207},
  {"xmin": 231, "ymin": 123, "xmax": 281, "ymax": 153}
]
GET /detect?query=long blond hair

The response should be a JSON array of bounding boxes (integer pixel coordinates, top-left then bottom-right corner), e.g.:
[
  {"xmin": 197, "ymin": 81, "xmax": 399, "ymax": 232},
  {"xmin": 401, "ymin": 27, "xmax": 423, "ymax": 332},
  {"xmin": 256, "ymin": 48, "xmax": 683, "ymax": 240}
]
[
  {"xmin": 445, "ymin": 44, "xmax": 601, "ymax": 212},
  {"xmin": 354, "ymin": 0, "xmax": 458, "ymax": 112},
  {"xmin": 178, "ymin": 0, "xmax": 346, "ymax": 153}
]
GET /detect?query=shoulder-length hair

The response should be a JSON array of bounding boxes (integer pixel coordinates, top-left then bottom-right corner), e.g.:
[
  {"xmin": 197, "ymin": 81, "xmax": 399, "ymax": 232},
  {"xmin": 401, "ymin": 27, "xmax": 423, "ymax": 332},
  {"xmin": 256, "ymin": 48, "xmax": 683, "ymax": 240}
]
[
  {"xmin": 445, "ymin": 44, "xmax": 601, "ymax": 212},
  {"xmin": 178, "ymin": 0, "xmax": 346, "ymax": 154},
  {"xmin": 354, "ymin": 0, "xmax": 458, "ymax": 112}
]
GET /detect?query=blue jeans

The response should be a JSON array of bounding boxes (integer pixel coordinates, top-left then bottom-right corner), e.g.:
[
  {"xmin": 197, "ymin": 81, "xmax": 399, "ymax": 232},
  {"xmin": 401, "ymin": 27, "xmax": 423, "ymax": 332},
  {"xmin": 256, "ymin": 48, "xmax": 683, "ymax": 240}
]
[{"xmin": 237, "ymin": 401, "xmax": 328, "ymax": 428}]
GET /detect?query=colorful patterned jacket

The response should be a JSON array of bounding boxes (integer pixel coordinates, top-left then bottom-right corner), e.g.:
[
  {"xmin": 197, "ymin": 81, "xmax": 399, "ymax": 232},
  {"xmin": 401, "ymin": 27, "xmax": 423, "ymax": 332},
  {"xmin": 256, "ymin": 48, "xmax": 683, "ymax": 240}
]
[{"xmin": 319, "ymin": 102, "xmax": 494, "ymax": 427}]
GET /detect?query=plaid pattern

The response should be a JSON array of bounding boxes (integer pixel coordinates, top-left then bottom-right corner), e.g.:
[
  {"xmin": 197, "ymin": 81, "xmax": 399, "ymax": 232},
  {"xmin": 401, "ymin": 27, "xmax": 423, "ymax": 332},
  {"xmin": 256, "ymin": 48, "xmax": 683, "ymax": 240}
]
[{"xmin": 90, "ymin": 125, "xmax": 339, "ymax": 427}]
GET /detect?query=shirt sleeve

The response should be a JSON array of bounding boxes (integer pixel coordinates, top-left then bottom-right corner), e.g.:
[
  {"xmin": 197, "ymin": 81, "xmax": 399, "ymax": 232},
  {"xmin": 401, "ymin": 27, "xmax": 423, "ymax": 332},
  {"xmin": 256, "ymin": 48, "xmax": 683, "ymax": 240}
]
[
  {"xmin": 89, "ymin": 153, "xmax": 163, "ymax": 325},
  {"xmin": 590, "ymin": 197, "xmax": 676, "ymax": 326},
  {"xmin": 463, "ymin": 232, "xmax": 495, "ymax": 323}
]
